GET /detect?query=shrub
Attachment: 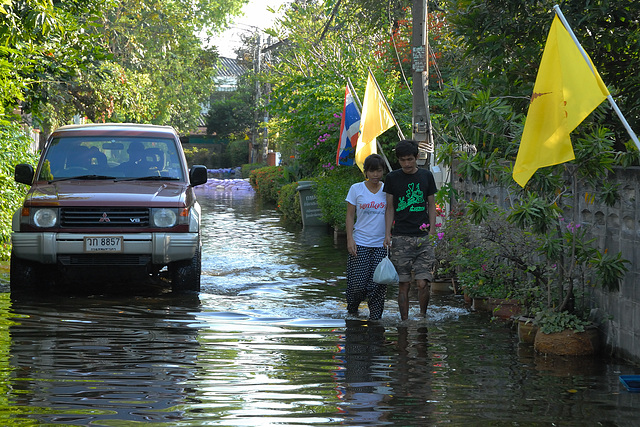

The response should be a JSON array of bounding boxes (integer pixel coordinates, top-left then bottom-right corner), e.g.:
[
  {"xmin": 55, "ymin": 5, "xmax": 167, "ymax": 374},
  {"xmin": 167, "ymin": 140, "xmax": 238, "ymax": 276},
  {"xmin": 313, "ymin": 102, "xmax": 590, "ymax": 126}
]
[
  {"xmin": 228, "ymin": 139, "xmax": 249, "ymax": 167},
  {"xmin": 535, "ymin": 309, "xmax": 590, "ymax": 334},
  {"xmin": 241, "ymin": 163, "xmax": 266, "ymax": 179},
  {"xmin": 442, "ymin": 201, "xmax": 546, "ymax": 308},
  {"xmin": 277, "ymin": 182, "xmax": 301, "ymax": 224},
  {"xmin": 311, "ymin": 166, "xmax": 362, "ymax": 230},
  {"xmin": 1, "ymin": 124, "xmax": 39, "ymax": 260},
  {"xmin": 249, "ymin": 166, "xmax": 290, "ymax": 204},
  {"xmin": 183, "ymin": 147, "xmax": 214, "ymax": 168}
]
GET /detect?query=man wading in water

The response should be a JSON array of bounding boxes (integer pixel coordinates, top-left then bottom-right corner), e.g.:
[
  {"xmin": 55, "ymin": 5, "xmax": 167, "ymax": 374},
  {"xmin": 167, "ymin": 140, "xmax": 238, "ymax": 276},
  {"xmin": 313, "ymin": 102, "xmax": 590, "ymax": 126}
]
[{"xmin": 383, "ymin": 140, "xmax": 438, "ymax": 321}]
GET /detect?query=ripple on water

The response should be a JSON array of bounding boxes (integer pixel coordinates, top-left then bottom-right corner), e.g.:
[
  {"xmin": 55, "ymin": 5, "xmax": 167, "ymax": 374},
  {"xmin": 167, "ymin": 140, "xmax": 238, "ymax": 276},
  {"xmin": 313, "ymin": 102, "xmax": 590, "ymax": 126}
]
[{"xmin": 4, "ymin": 192, "xmax": 639, "ymax": 426}]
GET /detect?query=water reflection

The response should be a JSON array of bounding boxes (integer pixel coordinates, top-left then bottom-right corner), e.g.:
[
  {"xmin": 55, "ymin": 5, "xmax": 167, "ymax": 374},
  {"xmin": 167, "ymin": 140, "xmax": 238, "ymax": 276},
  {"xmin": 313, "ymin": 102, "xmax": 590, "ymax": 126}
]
[
  {"xmin": 0, "ymin": 184, "xmax": 638, "ymax": 425},
  {"xmin": 335, "ymin": 321, "xmax": 392, "ymax": 425},
  {"xmin": 7, "ymin": 294, "xmax": 202, "ymax": 424}
]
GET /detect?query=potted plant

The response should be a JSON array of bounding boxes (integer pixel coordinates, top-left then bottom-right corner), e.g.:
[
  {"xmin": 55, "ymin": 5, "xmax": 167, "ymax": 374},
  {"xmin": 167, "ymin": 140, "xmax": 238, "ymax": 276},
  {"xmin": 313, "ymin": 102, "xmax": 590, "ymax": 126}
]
[
  {"xmin": 451, "ymin": 189, "xmax": 628, "ymax": 354},
  {"xmin": 431, "ymin": 199, "xmax": 459, "ymax": 294},
  {"xmin": 442, "ymin": 202, "xmax": 545, "ymax": 319},
  {"xmin": 532, "ymin": 309, "xmax": 600, "ymax": 356},
  {"xmin": 432, "ymin": 57, "xmax": 632, "ymax": 356}
]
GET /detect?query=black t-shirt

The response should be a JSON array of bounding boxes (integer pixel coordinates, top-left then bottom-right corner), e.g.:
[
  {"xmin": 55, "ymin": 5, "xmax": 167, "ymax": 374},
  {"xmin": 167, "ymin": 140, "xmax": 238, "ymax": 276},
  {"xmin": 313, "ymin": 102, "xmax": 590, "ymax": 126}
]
[{"xmin": 384, "ymin": 168, "xmax": 438, "ymax": 236}]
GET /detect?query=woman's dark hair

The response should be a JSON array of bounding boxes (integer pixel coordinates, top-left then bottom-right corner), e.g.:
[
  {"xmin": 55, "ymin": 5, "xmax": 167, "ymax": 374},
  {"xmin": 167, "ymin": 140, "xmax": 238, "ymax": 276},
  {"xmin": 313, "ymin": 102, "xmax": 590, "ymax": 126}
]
[
  {"xmin": 395, "ymin": 140, "xmax": 419, "ymax": 158},
  {"xmin": 363, "ymin": 153, "xmax": 385, "ymax": 172}
]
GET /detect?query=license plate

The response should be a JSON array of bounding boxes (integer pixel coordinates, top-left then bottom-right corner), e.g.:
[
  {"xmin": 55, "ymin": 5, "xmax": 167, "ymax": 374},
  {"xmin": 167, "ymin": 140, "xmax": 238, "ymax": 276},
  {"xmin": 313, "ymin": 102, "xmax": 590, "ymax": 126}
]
[{"xmin": 84, "ymin": 236, "xmax": 123, "ymax": 253}]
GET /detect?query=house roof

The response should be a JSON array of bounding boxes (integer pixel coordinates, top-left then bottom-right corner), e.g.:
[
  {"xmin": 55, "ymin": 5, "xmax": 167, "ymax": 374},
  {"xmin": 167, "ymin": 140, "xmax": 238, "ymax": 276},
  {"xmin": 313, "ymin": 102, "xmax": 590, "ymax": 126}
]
[{"xmin": 215, "ymin": 57, "xmax": 247, "ymax": 78}]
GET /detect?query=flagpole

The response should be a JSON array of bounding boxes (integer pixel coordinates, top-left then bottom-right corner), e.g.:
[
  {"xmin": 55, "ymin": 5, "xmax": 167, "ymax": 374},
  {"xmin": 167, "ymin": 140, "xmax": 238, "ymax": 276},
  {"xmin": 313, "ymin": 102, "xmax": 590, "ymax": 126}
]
[
  {"xmin": 553, "ymin": 5, "xmax": 640, "ymax": 151},
  {"xmin": 367, "ymin": 67, "xmax": 406, "ymax": 141},
  {"xmin": 347, "ymin": 77, "xmax": 393, "ymax": 172},
  {"xmin": 346, "ymin": 78, "xmax": 362, "ymax": 110}
]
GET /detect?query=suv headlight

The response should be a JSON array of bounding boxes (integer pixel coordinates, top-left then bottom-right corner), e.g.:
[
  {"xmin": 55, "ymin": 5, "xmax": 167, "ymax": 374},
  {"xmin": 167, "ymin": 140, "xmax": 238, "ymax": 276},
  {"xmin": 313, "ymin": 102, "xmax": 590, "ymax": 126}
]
[
  {"xmin": 33, "ymin": 208, "xmax": 58, "ymax": 228},
  {"xmin": 151, "ymin": 208, "xmax": 178, "ymax": 228}
]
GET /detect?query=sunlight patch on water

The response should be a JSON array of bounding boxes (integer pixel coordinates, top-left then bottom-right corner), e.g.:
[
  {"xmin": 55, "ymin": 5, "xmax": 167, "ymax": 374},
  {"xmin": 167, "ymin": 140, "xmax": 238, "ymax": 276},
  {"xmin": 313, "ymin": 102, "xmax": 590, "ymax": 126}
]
[{"xmin": 237, "ymin": 288, "xmax": 288, "ymax": 297}]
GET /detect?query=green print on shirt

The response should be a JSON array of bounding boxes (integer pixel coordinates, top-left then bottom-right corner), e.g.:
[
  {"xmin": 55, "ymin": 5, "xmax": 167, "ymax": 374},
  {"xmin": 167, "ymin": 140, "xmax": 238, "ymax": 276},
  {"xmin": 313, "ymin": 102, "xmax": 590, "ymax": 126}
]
[{"xmin": 397, "ymin": 183, "xmax": 425, "ymax": 212}]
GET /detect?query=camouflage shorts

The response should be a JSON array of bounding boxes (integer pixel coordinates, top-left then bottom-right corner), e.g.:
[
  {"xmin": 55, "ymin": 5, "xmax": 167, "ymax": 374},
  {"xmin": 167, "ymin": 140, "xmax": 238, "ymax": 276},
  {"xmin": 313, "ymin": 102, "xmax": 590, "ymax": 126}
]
[{"xmin": 390, "ymin": 235, "xmax": 435, "ymax": 283}]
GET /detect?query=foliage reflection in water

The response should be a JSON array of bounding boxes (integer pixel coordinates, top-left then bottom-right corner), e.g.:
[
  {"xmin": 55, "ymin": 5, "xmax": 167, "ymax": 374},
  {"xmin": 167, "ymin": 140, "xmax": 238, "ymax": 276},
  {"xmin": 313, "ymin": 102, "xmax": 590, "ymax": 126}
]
[{"xmin": 0, "ymin": 183, "xmax": 638, "ymax": 425}]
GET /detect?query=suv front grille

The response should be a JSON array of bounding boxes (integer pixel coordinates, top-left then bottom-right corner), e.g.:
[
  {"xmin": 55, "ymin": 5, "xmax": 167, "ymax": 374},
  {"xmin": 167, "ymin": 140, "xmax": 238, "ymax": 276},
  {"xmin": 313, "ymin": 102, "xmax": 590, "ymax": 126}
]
[{"xmin": 60, "ymin": 207, "xmax": 150, "ymax": 227}]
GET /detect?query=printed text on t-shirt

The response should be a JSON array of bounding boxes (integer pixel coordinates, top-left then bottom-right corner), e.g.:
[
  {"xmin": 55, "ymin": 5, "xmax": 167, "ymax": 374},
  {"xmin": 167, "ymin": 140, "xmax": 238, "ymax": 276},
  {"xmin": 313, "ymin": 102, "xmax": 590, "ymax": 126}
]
[{"xmin": 359, "ymin": 201, "xmax": 385, "ymax": 209}]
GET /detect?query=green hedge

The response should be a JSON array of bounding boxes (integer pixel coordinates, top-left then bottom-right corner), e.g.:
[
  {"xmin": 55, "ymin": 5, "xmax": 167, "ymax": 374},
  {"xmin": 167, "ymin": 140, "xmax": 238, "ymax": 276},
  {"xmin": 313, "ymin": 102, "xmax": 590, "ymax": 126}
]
[
  {"xmin": 311, "ymin": 166, "xmax": 362, "ymax": 231},
  {"xmin": 277, "ymin": 181, "xmax": 301, "ymax": 224},
  {"xmin": 241, "ymin": 163, "xmax": 266, "ymax": 179},
  {"xmin": 249, "ymin": 166, "xmax": 290, "ymax": 204},
  {"xmin": 183, "ymin": 146, "xmax": 214, "ymax": 168},
  {"xmin": 1, "ymin": 124, "xmax": 39, "ymax": 260},
  {"xmin": 249, "ymin": 164, "xmax": 362, "ymax": 229}
]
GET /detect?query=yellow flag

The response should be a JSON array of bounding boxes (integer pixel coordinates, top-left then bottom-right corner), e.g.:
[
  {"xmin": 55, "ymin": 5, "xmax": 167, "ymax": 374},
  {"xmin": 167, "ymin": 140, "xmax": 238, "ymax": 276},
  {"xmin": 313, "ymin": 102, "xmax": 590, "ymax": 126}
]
[
  {"xmin": 513, "ymin": 15, "xmax": 609, "ymax": 187},
  {"xmin": 356, "ymin": 71, "xmax": 395, "ymax": 171}
]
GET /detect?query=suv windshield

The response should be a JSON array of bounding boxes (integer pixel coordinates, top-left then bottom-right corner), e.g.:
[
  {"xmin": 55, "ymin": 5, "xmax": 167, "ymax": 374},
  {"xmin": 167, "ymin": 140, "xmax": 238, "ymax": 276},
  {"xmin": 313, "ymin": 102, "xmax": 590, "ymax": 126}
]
[{"xmin": 38, "ymin": 136, "xmax": 185, "ymax": 181}]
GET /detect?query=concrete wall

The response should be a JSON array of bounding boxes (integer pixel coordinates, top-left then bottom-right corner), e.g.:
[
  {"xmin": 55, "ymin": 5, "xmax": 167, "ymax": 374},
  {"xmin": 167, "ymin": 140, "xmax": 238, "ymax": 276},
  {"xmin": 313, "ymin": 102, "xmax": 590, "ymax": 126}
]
[{"xmin": 453, "ymin": 166, "xmax": 640, "ymax": 363}]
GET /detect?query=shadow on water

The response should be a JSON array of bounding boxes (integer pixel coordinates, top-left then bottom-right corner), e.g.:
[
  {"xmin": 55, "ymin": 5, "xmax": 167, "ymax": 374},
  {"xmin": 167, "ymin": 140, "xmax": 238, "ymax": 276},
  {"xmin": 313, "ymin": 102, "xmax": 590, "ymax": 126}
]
[{"xmin": 0, "ymin": 183, "xmax": 639, "ymax": 425}]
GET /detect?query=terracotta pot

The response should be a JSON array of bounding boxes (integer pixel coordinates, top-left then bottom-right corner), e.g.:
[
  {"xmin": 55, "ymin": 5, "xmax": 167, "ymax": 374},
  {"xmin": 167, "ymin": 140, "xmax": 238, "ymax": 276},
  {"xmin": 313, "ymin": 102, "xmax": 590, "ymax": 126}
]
[
  {"xmin": 488, "ymin": 298, "xmax": 522, "ymax": 319},
  {"xmin": 463, "ymin": 292, "xmax": 472, "ymax": 306},
  {"xmin": 472, "ymin": 297, "xmax": 522, "ymax": 319},
  {"xmin": 472, "ymin": 296, "xmax": 489, "ymax": 312},
  {"xmin": 517, "ymin": 316, "xmax": 538, "ymax": 345},
  {"xmin": 534, "ymin": 325, "xmax": 601, "ymax": 356},
  {"xmin": 431, "ymin": 280, "xmax": 454, "ymax": 294}
]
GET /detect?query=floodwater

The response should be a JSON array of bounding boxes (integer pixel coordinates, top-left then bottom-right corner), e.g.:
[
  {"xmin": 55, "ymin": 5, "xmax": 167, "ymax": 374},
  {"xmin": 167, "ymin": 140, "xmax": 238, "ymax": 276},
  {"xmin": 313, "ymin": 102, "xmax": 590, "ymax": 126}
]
[{"xmin": 1, "ymin": 180, "xmax": 639, "ymax": 426}]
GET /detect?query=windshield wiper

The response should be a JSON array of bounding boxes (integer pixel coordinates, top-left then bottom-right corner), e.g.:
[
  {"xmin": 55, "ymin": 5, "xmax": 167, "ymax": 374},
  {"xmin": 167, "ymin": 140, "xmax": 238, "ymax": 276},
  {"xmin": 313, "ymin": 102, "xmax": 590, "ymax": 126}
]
[
  {"xmin": 50, "ymin": 175, "xmax": 117, "ymax": 183},
  {"xmin": 115, "ymin": 176, "xmax": 180, "ymax": 182}
]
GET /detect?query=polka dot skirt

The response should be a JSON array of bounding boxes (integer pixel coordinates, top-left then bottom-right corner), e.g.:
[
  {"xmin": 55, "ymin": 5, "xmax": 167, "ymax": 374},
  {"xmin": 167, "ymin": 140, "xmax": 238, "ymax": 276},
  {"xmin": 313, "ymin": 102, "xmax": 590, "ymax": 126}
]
[{"xmin": 346, "ymin": 246, "xmax": 388, "ymax": 320}]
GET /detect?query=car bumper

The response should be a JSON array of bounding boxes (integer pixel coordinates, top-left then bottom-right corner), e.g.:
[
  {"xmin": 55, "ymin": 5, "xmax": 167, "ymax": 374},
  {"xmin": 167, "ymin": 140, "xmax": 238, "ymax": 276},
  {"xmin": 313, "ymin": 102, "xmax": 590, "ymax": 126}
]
[{"xmin": 11, "ymin": 232, "xmax": 199, "ymax": 265}]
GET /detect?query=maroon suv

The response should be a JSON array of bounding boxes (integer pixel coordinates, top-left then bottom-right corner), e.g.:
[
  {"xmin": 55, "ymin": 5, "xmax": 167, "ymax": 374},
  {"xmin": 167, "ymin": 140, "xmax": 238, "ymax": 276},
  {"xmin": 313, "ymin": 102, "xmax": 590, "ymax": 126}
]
[{"xmin": 11, "ymin": 123, "xmax": 208, "ymax": 294}]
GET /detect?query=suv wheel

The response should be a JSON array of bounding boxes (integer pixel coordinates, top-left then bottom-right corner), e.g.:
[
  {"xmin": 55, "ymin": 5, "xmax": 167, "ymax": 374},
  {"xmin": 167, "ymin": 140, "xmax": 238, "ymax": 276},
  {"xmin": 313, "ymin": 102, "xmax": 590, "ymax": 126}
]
[
  {"xmin": 170, "ymin": 246, "xmax": 201, "ymax": 293},
  {"xmin": 10, "ymin": 253, "xmax": 47, "ymax": 294}
]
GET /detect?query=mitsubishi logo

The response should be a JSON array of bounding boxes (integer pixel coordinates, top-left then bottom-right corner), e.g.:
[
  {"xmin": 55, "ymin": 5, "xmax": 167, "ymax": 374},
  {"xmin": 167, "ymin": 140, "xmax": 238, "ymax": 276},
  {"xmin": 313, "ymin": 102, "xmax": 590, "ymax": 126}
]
[{"xmin": 99, "ymin": 213, "xmax": 110, "ymax": 223}]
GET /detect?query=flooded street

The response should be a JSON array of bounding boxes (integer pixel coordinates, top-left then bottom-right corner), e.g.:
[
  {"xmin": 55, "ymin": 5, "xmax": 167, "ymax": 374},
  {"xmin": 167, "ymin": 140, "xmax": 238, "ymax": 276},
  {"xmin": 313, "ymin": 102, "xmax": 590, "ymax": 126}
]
[{"xmin": 1, "ymin": 182, "xmax": 639, "ymax": 426}]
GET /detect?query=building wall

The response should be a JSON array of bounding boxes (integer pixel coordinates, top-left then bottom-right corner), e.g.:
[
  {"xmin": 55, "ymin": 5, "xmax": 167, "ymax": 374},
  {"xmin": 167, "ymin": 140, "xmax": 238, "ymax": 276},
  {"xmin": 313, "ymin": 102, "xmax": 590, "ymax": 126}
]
[{"xmin": 453, "ymin": 166, "xmax": 640, "ymax": 363}]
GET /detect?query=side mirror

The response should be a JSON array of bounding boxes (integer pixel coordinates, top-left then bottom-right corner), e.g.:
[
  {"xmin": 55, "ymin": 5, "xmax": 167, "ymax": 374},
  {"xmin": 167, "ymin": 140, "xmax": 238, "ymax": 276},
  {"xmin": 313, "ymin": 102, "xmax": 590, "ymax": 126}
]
[
  {"xmin": 189, "ymin": 165, "xmax": 208, "ymax": 186},
  {"xmin": 15, "ymin": 164, "xmax": 35, "ymax": 185}
]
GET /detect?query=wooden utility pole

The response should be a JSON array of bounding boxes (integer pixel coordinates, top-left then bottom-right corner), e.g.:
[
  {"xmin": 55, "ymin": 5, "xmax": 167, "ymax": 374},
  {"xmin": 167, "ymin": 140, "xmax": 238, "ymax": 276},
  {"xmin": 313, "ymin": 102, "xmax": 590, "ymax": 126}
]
[
  {"xmin": 251, "ymin": 33, "xmax": 262, "ymax": 164},
  {"xmin": 411, "ymin": 0, "xmax": 434, "ymax": 166}
]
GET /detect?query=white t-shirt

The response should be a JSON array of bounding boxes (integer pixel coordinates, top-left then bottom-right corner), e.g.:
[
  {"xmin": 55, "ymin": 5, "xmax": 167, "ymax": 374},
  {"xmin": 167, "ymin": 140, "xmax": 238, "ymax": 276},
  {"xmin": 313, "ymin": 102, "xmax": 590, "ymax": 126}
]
[{"xmin": 345, "ymin": 181, "xmax": 386, "ymax": 248}]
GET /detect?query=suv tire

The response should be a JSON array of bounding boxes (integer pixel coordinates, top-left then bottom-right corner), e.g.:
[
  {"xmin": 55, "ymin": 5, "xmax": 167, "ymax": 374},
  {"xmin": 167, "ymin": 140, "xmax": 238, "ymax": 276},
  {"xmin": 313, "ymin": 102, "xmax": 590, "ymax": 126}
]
[
  {"xmin": 10, "ymin": 253, "xmax": 45, "ymax": 294},
  {"xmin": 170, "ymin": 246, "xmax": 201, "ymax": 293}
]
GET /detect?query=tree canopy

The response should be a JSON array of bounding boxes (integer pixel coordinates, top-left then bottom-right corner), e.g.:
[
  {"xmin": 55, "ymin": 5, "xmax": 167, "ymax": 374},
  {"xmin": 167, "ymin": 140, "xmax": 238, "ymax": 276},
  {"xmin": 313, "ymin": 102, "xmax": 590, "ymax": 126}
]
[
  {"xmin": 0, "ymin": 0, "xmax": 248, "ymax": 132},
  {"xmin": 257, "ymin": 0, "xmax": 454, "ymax": 176},
  {"xmin": 447, "ymin": 0, "xmax": 640, "ymax": 141}
]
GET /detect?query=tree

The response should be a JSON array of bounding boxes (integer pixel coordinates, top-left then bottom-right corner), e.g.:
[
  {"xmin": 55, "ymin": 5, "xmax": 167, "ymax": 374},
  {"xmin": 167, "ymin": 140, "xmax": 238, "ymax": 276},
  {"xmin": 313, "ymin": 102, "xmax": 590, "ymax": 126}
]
[
  {"xmin": 263, "ymin": 0, "xmax": 419, "ymax": 176},
  {"xmin": 206, "ymin": 79, "xmax": 253, "ymax": 139},
  {"xmin": 88, "ymin": 0, "xmax": 249, "ymax": 131},
  {"xmin": 0, "ymin": 0, "xmax": 249, "ymax": 133},
  {"xmin": 0, "ymin": 0, "xmax": 109, "ymax": 124},
  {"xmin": 446, "ymin": 0, "xmax": 640, "ymax": 147},
  {"xmin": 0, "ymin": 123, "xmax": 39, "ymax": 260},
  {"xmin": 435, "ymin": 0, "xmax": 637, "ymax": 316}
]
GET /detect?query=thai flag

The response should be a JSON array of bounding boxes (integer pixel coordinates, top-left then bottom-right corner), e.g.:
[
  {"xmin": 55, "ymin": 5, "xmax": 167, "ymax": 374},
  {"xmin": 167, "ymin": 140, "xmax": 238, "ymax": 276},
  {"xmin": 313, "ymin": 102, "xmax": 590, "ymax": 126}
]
[{"xmin": 336, "ymin": 85, "xmax": 360, "ymax": 166}]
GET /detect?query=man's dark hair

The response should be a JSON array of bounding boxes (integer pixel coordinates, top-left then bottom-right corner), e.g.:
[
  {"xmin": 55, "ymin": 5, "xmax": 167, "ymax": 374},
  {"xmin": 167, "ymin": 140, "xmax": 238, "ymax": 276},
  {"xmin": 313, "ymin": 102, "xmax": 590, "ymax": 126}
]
[
  {"xmin": 395, "ymin": 140, "xmax": 419, "ymax": 158},
  {"xmin": 363, "ymin": 154, "xmax": 385, "ymax": 172}
]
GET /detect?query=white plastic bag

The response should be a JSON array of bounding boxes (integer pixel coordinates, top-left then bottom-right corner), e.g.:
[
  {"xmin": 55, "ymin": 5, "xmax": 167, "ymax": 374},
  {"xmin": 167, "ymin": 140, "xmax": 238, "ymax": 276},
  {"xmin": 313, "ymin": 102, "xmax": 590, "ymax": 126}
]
[{"xmin": 373, "ymin": 251, "xmax": 399, "ymax": 285}]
